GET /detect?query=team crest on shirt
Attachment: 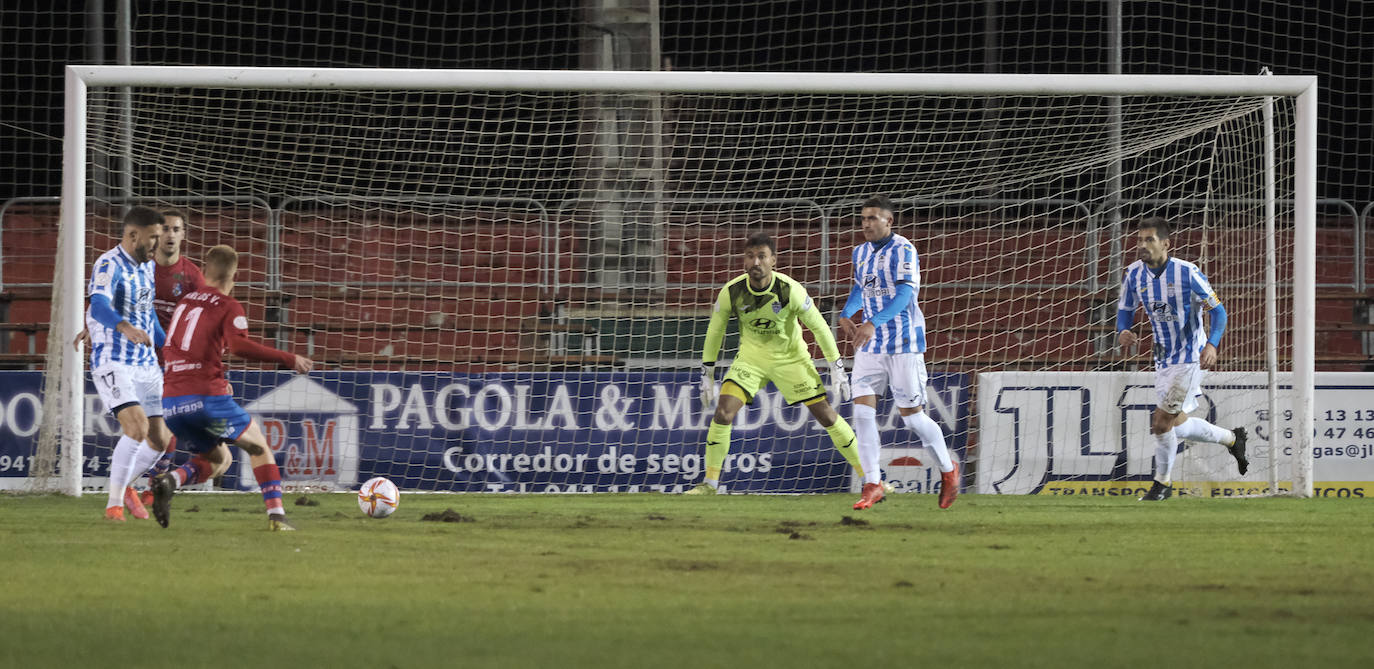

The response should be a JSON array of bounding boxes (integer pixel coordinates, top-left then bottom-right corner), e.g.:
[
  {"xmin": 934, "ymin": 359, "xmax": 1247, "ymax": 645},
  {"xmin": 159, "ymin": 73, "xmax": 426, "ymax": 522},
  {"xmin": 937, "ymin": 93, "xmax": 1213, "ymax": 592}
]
[{"xmin": 771, "ymin": 302, "xmax": 781, "ymax": 314}]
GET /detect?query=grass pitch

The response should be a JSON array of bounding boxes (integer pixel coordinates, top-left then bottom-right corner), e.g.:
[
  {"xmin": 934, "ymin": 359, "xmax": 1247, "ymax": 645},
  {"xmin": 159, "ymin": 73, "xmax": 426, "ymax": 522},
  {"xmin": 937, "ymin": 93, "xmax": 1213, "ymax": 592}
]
[{"xmin": 1, "ymin": 492, "xmax": 1371, "ymax": 669}]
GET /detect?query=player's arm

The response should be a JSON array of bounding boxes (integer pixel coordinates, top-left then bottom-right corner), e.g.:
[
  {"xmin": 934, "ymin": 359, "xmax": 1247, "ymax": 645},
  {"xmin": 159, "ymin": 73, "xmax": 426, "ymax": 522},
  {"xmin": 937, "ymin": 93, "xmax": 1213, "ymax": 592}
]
[
  {"xmin": 837, "ymin": 283, "xmax": 862, "ymax": 340},
  {"xmin": 87, "ymin": 260, "xmax": 152, "ymax": 346},
  {"xmin": 224, "ymin": 302, "xmax": 313, "ymax": 373},
  {"xmin": 1192, "ymin": 271, "xmax": 1226, "ymax": 367},
  {"xmin": 1116, "ymin": 269, "xmax": 1141, "ymax": 353},
  {"xmin": 794, "ymin": 283, "xmax": 850, "ymax": 401},
  {"xmin": 698, "ymin": 285, "xmax": 733, "ymax": 408},
  {"xmin": 152, "ymin": 315, "xmax": 166, "ymax": 348}
]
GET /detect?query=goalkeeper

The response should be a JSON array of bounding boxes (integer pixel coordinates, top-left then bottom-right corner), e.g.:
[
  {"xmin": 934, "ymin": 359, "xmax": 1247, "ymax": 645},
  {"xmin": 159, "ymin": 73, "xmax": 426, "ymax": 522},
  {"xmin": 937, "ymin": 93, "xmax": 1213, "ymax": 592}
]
[{"xmin": 686, "ymin": 232, "xmax": 862, "ymax": 494}]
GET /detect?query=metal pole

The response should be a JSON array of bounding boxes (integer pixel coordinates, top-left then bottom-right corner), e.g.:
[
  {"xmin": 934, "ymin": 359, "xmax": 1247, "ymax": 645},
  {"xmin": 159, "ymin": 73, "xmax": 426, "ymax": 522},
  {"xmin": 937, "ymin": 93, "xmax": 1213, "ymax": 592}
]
[
  {"xmin": 648, "ymin": 0, "xmax": 667, "ymax": 294},
  {"xmin": 59, "ymin": 69, "xmax": 89, "ymax": 496},
  {"xmin": 117, "ymin": 0, "xmax": 134, "ymax": 202},
  {"xmin": 1105, "ymin": 0, "xmax": 1124, "ymax": 330},
  {"xmin": 1261, "ymin": 69, "xmax": 1279, "ymax": 493},
  {"xmin": 1292, "ymin": 83, "xmax": 1318, "ymax": 498}
]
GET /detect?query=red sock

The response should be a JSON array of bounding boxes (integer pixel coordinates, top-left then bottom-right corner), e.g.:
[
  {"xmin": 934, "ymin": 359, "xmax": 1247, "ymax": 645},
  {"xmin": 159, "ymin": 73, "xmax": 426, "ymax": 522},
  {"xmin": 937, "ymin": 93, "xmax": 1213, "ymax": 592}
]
[
  {"xmin": 253, "ymin": 463, "xmax": 284, "ymax": 515},
  {"xmin": 172, "ymin": 455, "xmax": 214, "ymax": 487}
]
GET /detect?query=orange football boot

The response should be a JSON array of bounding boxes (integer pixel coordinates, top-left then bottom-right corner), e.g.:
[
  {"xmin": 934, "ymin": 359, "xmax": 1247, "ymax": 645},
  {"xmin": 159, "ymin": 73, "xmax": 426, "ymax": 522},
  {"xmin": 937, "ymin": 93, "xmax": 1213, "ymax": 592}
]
[
  {"xmin": 938, "ymin": 462, "xmax": 961, "ymax": 509},
  {"xmin": 853, "ymin": 482, "xmax": 886, "ymax": 510},
  {"xmin": 123, "ymin": 486, "xmax": 150, "ymax": 520}
]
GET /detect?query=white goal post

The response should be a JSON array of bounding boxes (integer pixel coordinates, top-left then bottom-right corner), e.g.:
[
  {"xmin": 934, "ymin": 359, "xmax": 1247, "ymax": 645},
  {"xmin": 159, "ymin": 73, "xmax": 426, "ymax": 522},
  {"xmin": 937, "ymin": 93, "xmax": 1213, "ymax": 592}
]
[{"xmin": 42, "ymin": 66, "xmax": 1316, "ymax": 498}]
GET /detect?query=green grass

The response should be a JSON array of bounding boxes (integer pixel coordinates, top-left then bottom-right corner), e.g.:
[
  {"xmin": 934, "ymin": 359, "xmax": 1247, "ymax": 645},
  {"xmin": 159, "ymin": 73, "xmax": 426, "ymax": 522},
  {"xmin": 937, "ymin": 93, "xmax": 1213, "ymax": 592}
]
[{"xmin": 2, "ymin": 493, "xmax": 1371, "ymax": 669}]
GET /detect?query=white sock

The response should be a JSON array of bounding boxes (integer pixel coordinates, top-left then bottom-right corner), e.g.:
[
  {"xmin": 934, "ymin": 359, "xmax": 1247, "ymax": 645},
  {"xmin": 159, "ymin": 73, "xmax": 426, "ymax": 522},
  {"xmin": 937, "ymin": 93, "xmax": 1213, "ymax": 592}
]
[
  {"xmin": 1173, "ymin": 417, "xmax": 1235, "ymax": 445},
  {"xmin": 106, "ymin": 435, "xmax": 140, "ymax": 508},
  {"xmin": 901, "ymin": 411, "xmax": 954, "ymax": 473},
  {"xmin": 130, "ymin": 442, "xmax": 163, "ymax": 482},
  {"xmin": 1153, "ymin": 429, "xmax": 1180, "ymax": 484},
  {"xmin": 704, "ymin": 478, "xmax": 719, "ymax": 489},
  {"xmin": 852, "ymin": 404, "xmax": 882, "ymax": 485}
]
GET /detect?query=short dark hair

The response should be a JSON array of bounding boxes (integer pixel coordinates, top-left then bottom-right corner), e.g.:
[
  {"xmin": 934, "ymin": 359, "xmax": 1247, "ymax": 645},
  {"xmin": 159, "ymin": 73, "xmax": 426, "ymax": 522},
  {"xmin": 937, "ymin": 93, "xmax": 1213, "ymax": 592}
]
[
  {"xmin": 1137, "ymin": 216, "xmax": 1170, "ymax": 240},
  {"xmin": 861, "ymin": 195, "xmax": 895, "ymax": 214},
  {"xmin": 745, "ymin": 232, "xmax": 776, "ymax": 255},
  {"xmin": 122, "ymin": 206, "xmax": 164, "ymax": 230},
  {"xmin": 158, "ymin": 208, "xmax": 190, "ymax": 227}
]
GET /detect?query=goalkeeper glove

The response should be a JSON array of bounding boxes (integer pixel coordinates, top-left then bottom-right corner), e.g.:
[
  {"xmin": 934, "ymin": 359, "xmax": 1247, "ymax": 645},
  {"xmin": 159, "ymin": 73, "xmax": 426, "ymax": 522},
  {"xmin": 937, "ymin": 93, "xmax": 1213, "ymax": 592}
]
[
  {"xmin": 699, "ymin": 363, "xmax": 718, "ymax": 409},
  {"xmin": 828, "ymin": 359, "xmax": 851, "ymax": 402}
]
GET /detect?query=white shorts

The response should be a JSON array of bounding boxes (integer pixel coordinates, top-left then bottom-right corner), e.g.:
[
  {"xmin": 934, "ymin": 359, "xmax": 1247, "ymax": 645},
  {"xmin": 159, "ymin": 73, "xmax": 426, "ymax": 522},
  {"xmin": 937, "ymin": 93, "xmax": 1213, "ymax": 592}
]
[
  {"xmin": 1156, "ymin": 363, "xmax": 1203, "ymax": 415},
  {"xmin": 851, "ymin": 351, "xmax": 929, "ymax": 408},
  {"xmin": 92, "ymin": 361, "xmax": 163, "ymax": 418}
]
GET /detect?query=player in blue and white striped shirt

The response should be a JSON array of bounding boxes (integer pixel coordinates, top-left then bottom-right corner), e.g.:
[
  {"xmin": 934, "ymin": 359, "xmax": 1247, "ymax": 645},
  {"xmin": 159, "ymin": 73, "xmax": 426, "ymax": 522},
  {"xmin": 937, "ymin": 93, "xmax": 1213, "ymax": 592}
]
[
  {"xmin": 1117, "ymin": 217, "xmax": 1248, "ymax": 501},
  {"xmin": 839, "ymin": 196, "xmax": 959, "ymax": 510},
  {"xmin": 85, "ymin": 206, "xmax": 174, "ymax": 521}
]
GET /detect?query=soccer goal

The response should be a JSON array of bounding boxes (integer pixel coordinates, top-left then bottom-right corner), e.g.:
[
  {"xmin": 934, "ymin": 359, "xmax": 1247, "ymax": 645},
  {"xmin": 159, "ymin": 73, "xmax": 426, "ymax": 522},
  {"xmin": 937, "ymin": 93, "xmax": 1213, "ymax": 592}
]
[{"xmin": 28, "ymin": 67, "xmax": 1316, "ymax": 498}]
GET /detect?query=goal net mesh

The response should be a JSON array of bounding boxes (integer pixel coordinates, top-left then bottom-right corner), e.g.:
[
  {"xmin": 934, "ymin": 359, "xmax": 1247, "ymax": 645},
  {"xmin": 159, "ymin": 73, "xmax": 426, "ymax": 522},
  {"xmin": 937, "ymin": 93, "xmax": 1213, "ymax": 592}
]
[{"xmin": 33, "ymin": 82, "xmax": 1295, "ymax": 496}]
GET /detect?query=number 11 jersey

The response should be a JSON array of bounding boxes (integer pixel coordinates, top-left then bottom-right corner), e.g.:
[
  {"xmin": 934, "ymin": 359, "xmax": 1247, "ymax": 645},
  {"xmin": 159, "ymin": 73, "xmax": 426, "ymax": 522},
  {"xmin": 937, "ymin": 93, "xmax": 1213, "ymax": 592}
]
[{"xmin": 162, "ymin": 287, "xmax": 294, "ymax": 397}]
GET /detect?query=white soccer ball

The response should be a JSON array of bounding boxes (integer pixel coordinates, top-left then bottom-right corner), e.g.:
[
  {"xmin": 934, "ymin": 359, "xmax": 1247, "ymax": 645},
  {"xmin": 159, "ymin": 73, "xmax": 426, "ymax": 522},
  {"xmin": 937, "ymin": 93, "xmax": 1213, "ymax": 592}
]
[{"xmin": 358, "ymin": 477, "xmax": 399, "ymax": 518}]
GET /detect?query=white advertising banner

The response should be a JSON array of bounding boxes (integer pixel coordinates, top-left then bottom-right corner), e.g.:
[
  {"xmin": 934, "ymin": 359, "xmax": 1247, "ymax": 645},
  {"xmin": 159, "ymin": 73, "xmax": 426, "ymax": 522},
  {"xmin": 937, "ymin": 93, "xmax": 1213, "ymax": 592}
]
[{"xmin": 975, "ymin": 372, "xmax": 1374, "ymax": 497}]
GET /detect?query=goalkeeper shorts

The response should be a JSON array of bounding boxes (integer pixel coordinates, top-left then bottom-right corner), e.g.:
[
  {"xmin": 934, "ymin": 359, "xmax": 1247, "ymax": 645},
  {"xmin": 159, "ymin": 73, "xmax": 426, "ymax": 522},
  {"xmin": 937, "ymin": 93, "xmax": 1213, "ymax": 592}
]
[{"xmin": 724, "ymin": 356, "xmax": 825, "ymax": 405}]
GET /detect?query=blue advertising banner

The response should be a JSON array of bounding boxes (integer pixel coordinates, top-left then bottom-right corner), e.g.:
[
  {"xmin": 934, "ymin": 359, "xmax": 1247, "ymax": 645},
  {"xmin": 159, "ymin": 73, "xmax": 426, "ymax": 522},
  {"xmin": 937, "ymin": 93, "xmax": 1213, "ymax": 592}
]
[{"xmin": 0, "ymin": 370, "xmax": 969, "ymax": 493}]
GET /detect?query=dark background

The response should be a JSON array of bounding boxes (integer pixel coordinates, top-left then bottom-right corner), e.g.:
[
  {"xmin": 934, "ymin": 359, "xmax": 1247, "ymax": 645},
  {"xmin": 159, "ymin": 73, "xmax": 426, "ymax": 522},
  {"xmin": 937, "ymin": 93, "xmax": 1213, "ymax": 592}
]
[{"xmin": 2, "ymin": 1, "xmax": 1370, "ymax": 205}]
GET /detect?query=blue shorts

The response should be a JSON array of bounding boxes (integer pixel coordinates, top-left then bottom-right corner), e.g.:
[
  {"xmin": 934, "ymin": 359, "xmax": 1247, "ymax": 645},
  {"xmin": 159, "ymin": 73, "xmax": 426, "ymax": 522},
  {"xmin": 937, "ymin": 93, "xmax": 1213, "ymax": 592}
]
[{"xmin": 162, "ymin": 394, "xmax": 253, "ymax": 454}]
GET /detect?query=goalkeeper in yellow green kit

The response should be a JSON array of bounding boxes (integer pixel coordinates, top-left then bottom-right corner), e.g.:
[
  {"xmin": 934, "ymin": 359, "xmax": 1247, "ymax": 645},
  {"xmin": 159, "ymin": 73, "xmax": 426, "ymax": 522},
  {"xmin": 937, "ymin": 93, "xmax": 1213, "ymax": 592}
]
[{"xmin": 684, "ymin": 232, "xmax": 863, "ymax": 494}]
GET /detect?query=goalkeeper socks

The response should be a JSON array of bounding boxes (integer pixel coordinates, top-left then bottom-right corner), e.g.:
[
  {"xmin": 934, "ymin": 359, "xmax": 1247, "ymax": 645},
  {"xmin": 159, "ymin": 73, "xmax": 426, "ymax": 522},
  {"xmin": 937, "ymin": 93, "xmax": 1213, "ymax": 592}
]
[
  {"xmin": 172, "ymin": 455, "xmax": 216, "ymax": 487},
  {"xmin": 129, "ymin": 441, "xmax": 164, "ymax": 481},
  {"xmin": 1173, "ymin": 417, "xmax": 1235, "ymax": 445},
  {"xmin": 704, "ymin": 420, "xmax": 732, "ymax": 483},
  {"xmin": 901, "ymin": 411, "xmax": 954, "ymax": 473},
  {"xmin": 824, "ymin": 417, "xmax": 863, "ymax": 477},
  {"xmin": 106, "ymin": 435, "xmax": 141, "ymax": 509},
  {"xmin": 1152, "ymin": 428, "xmax": 1180, "ymax": 484},
  {"xmin": 852, "ymin": 404, "xmax": 881, "ymax": 485},
  {"xmin": 253, "ymin": 463, "xmax": 285, "ymax": 516}
]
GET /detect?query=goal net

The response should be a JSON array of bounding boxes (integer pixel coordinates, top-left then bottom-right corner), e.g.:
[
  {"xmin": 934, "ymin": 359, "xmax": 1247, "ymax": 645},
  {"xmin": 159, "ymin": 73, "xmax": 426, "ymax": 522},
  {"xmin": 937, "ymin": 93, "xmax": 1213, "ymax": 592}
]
[{"xmin": 29, "ymin": 68, "xmax": 1316, "ymax": 498}]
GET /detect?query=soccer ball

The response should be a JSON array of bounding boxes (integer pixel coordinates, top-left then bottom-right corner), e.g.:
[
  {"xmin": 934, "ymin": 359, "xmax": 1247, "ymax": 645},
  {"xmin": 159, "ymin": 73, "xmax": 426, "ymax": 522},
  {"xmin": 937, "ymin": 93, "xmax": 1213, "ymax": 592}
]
[{"xmin": 358, "ymin": 477, "xmax": 399, "ymax": 518}]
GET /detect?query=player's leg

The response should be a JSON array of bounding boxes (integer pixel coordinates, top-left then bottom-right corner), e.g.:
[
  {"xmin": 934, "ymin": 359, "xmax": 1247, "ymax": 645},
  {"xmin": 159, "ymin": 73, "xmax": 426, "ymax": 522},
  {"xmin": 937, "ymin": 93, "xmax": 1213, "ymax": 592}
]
[
  {"xmin": 104, "ymin": 403, "xmax": 150, "ymax": 521},
  {"xmin": 848, "ymin": 352, "xmax": 887, "ymax": 509},
  {"xmin": 150, "ymin": 395, "xmax": 221, "ymax": 527},
  {"xmin": 94, "ymin": 362, "xmax": 150, "ymax": 520},
  {"xmin": 777, "ymin": 359, "xmax": 862, "ymax": 477},
  {"xmin": 119, "ymin": 365, "xmax": 171, "ymax": 518},
  {"xmin": 686, "ymin": 388, "xmax": 745, "ymax": 495},
  {"xmin": 1167, "ymin": 368, "xmax": 1249, "ymax": 475},
  {"xmin": 1143, "ymin": 364, "xmax": 1195, "ymax": 501},
  {"xmin": 142, "ymin": 434, "xmax": 179, "ymax": 505},
  {"xmin": 803, "ymin": 397, "xmax": 862, "ymax": 475},
  {"xmin": 890, "ymin": 353, "xmax": 959, "ymax": 509},
  {"xmin": 231, "ymin": 418, "xmax": 294, "ymax": 529},
  {"xmin": 687, "ymin": 359, "xmax": 768, "ymax": 495}
]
